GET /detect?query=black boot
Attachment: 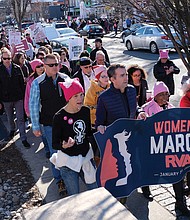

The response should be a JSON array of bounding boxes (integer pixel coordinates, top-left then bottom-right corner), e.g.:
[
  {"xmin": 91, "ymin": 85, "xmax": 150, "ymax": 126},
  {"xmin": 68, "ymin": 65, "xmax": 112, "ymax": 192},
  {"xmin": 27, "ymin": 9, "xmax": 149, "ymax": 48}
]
[
  {"xmin": 142, "ymin": 186, "xmax": 153, "ymax": 201},
  {"xmin": 175, "ymin": 201, "xmax": 190, "ymax": 217}
]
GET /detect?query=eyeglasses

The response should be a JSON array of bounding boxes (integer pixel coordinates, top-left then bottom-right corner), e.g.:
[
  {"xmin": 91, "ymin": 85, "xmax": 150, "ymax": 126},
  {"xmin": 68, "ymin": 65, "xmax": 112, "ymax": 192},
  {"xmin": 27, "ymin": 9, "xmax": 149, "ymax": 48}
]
[
  {"xmin": 36, "ymin": 64, "xmax": 44, "ymax": 68},
  {"xmin": 2, "ymin": 57, "xmax": 11, "ymax": 60},
  {"xmin": 83, "ymin": 65, "xmax": 92, "ymax": 69},
  {"xmin": 45, "ymin": 63, "xmax": 59, "ymax": 67},
  {"xmin": 100, "ymin": 75, "xmax": 108, "ymax": 78},
  {"xmin": 132, "ymin": 74, "xmax": 141, "ymax": 78}
]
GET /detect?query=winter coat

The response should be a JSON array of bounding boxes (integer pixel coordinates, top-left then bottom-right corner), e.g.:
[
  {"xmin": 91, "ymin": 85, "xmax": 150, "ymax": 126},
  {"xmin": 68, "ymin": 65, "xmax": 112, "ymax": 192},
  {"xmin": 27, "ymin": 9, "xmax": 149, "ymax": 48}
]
[
  {"xmin": 153, "ymin": 59, "xmax": 180, "ymax": 95},
  {"xmin": 179, "ymin": 91, "xmax": 190, "ymax": 107},
  {"xmin": 142, "ymin": 98, "xmax": 174, "ymax": 116},
  {"xmin": 0, "ymin": 62, "xmax": 25, "ymax": 102},
  {"xmin": 84, "ymin": 80, "xmax": 110, "ymax": 125}
]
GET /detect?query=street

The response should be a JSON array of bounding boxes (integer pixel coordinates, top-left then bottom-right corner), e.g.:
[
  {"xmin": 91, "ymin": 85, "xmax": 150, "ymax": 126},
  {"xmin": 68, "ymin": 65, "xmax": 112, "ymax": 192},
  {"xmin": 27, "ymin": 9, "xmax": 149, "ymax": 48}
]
[{"xmin": 89, "ymin": 35, "xmax": 187, "ymax": 107}]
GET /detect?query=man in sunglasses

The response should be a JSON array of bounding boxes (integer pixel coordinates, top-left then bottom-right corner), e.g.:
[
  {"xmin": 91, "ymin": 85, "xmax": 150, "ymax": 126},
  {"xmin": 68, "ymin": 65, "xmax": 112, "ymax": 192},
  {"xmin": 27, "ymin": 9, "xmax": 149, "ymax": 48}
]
[
  {"xmin": 29, "ymin": 54, "xmax": 70, "ymax": 195},
  {"xmin": 72, "ymin": 56, "xmax": 95, "ymax": 93},
  {"xmin": 0, "ymin": 48, "xmax": 30, "ymax": 148}
]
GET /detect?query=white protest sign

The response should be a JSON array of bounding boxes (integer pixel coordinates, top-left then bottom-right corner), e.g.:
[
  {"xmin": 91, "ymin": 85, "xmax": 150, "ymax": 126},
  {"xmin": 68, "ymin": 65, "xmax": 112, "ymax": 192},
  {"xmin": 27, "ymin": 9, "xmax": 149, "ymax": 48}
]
[
  {"xmin": 69, "ymin": 37, "xmax": 84, "ymax": 60},
  {"xmin": 29, "ymin": 22, "xmax": 46, "ymax": 43},
  {"xmin": 8, "ymin": 31, "xmax": 21, "ymax": 47}
]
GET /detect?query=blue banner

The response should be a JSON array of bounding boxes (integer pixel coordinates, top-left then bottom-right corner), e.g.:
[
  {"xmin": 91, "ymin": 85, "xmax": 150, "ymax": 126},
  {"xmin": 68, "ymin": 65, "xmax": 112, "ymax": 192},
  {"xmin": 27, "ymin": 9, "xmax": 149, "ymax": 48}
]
[{"xmin": 94, "ymin": 108, "xmax": 190, "ymax": 198}]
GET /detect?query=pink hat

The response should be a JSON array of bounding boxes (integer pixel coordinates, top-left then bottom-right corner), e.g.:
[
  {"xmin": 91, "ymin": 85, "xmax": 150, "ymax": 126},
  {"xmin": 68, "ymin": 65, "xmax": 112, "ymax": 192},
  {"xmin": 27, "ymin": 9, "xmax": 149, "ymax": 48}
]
[
  {"xmin": 30, "ymin": 59, "xmax": 44, "ymax": 72},
  {"xmin": 159, "ymin": 50, "xmax": 169, "ymax": 59},
  {"xmin": 153, "ymin": 81, "xmax": 169, "ymax": 97},
  {"xmin": 58, "ymin": 78, "xmax": 84, "ymax": 102},
  {"xmin": 93, "ymin": 65, "xmax": 107, "ymax": 80}
]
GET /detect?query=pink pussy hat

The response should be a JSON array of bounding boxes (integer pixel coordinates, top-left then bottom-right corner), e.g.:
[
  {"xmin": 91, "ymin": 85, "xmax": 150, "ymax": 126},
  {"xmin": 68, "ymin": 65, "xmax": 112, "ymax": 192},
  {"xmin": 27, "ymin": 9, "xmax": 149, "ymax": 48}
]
[
  {"xmin": 30, "ymin": 59, "xmax": 44, "ymax": 72},
  {"xmin": 159, "ymin": 49, "xmax": 169, "ymax": 59},
  {"xmin": 58, "ymin": 78, "xmax": 84, "ymax": 102},
  {"xmin": 93, "ymin": 65, "xmax": 107, "ymax": 80},
  {"xmin": 153, "ymin": 81, "xmax": 169, "ymax": 97}
]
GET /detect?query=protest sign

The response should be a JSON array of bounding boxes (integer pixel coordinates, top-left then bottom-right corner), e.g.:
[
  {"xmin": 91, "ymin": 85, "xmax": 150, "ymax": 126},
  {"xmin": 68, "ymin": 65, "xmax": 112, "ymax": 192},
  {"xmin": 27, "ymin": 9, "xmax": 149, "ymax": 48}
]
[
  {"xmin": 29, "ymin": 22, "xmax": 46, "ymax": 43},
  {"xmin": 68, "ymin": 37, "xmax": 84, "ymax": 60},
  {"xmin": 8, "ymin": 31, "xmax": 21, "ymax": 47},
  {"xmin": 94, "ymin": 108, "xmax": 190, "ymax": 198}
]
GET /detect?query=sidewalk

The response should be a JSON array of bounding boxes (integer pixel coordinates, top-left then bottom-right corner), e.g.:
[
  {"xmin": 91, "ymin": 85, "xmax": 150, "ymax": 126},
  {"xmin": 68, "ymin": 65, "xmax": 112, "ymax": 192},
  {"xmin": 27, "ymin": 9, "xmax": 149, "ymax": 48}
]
[{"xmin": 0, "ymin": 113, "xmax": 177, "ymax": 220}]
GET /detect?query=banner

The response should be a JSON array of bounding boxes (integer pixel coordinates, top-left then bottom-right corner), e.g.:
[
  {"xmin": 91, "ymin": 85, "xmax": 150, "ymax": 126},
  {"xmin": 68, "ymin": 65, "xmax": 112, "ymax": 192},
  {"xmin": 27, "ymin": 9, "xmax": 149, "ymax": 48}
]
[
  {"xmin": 68, "ymin": 37, "xmax": 84, "ymax": 60},
  {"xmin": 94, "ymin": 108, "xmax": 190, "ymax": 198},
  {"xmin": 13, "ymin": 39, "xmax": 30, "ymax": 53}
]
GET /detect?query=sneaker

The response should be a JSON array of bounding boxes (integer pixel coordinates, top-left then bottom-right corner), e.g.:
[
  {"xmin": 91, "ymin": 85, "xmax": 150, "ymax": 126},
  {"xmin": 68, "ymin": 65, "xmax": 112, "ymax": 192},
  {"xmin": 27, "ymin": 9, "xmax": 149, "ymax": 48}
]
[
  {"xmin": 57, "ymin": 180, "xmax": 67, "ymax": 196},
  {"xmin": 22, "ymin": 140, "xmax": 31, "ymax": 149}
]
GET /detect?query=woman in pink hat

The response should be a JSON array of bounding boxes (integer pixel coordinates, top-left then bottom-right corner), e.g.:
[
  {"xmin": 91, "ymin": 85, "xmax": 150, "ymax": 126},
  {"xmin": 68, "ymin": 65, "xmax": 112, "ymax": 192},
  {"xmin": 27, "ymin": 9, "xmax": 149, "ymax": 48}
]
[
  {"xmin": 51, "ymin": 78, "xmax": 97, "ymax": 196},
  {"xmin": 141, "ymin": 82, "xmax": 190, "ymax": 217},
  {"xmin": 84, "ymin": 65, "xmax": 110, "ymax": 127},
  {"xmin": 153, "ymin": 49, "xmax": 180, "ymax": 95}
]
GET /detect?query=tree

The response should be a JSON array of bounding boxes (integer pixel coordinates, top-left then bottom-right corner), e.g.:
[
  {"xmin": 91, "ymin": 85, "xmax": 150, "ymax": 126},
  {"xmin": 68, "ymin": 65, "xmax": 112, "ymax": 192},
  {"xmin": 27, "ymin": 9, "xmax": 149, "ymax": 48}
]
[
  {"xmin": 11, "ymin": 0, "xmax": 31, "ymax": 31},
  {"xmin": 126, "ymin": 0, "xmax": 190, "ymax": 73}
]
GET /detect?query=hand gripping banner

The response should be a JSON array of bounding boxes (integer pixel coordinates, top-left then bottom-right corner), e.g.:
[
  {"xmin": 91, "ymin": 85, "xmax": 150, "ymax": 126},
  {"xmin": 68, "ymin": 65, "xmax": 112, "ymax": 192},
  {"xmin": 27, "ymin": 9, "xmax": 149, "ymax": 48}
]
[{"xmin": 94, "ymin": 108, "xmax": 190, "ymax": 198}]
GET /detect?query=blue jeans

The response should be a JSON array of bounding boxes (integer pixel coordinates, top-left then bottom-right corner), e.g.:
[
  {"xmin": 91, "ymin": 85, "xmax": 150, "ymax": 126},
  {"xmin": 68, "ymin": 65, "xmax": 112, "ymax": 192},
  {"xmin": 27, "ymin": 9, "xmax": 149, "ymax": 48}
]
[
  {"xmin": 40, "ymin": 124, "xmax": 50, "ymax": 154},
  {"xmin": 43, "ymin": 125, "xmax": 61, "ymax": 183},
  {"xmin": 60, "ymin": 164, "xmax": 97, "ymax": 196}
]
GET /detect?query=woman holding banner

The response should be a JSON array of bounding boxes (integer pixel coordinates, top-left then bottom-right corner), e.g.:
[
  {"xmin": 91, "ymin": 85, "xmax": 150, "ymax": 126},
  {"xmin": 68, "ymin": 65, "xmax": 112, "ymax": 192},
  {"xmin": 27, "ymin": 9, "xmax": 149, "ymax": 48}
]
[{"xmin": 141, "ymin": 81, "xmax": 190, "ymax": 217}]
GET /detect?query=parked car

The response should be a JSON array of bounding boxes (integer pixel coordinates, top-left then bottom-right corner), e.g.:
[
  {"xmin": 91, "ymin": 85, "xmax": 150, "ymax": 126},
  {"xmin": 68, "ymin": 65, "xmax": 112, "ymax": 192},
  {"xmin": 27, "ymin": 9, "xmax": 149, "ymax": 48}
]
[
  {"xmin": 124, "ymin": 25, "xmax": 178, "ymax": 53},
  {"xmin": 121, "ymin": 23, "xmax": 145, "ymax": 42},
  {"xmin": 79, "ymin": 24, "xmax": 105, "ymax": 38},
  {"xmin": 54, "ymin": 22, "xmax": 68, "ymax": 29},
  {"xmin": 50, "ymin": 36, "xmax": 81, "ymax": 53},
  {"xmin": 57, "ymin": 27, "xmax": 79, "ymax": 37}
]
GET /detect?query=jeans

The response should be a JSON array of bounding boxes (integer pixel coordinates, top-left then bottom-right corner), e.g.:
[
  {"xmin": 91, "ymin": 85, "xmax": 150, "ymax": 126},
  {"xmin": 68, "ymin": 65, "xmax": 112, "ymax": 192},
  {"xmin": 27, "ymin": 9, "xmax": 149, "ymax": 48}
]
[
  {"xmin": 3, "ymin": 100, "xmax": 26, "ymax": 141},
  {"xmin": 40, "ymin": 124, "xmax": 50, "ymax": 154},
  {"xmin": 43, "ymin": 125, "xmax": 61, "ymax": 183},
  {"xmin": 60, "ymin": 165, "xmax": 97, "ymax": 196}
]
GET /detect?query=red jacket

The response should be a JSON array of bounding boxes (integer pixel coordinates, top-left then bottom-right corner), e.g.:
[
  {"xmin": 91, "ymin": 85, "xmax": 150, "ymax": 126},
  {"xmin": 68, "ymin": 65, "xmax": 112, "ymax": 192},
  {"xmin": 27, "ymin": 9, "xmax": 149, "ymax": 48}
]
[{"xmin": 180, "ymin": 91, "xmax": 190, "ymax": 107}]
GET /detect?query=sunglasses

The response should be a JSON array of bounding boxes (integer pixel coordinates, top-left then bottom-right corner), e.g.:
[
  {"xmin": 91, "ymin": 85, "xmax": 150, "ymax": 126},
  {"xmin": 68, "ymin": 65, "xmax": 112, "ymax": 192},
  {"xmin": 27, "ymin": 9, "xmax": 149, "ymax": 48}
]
[
  {"xmin": 84, "ymin": 65, "xmax": 92, "ymax": 69},
  {"xmin": 2, "ymin": 57, "xmax": 11, "ymax": 60},
  {"xmin": 45, "ymin": 63, "xmax": 59, "ymax": 67},
  {"xmin": 36, "ymin": 64, "xmax": 44, "ymax": 68},
  {"xmin": 61, "ymin": 53, "xmax": 66, "ymax": 56},
  {"xmin": 100, "ymin": 75, "xmax": 108, "ymax": 78}
]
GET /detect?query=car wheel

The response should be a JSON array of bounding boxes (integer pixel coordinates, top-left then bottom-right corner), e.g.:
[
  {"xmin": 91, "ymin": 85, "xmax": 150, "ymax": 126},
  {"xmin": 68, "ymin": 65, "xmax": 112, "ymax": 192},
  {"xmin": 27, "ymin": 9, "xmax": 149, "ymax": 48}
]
[
  {"xmin": 126, "ymin": 41, "xmax": 133, "ymax": 51},
  {"xmin": 122, "ymin": 34, "xmax": 125, "ymax": 43},
  {"xmin": 150, "ymin": 42, "xmax": 158, "ymax": 54}
]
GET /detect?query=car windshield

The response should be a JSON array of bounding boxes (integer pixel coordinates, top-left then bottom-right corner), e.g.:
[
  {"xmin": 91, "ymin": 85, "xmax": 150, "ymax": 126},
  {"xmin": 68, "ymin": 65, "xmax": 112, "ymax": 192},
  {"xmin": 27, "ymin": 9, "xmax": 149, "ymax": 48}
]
[{"xmin": 58, "ymin": 29, "xmax": 74, "ymax": 34}]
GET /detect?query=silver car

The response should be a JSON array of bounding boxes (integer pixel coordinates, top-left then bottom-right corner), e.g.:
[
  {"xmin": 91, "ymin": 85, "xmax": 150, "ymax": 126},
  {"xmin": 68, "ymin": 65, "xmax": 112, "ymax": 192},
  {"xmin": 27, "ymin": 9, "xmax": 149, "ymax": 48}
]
[{"xmin": 124, "ymin": 25, "xmax": 177, "ymax": 53}]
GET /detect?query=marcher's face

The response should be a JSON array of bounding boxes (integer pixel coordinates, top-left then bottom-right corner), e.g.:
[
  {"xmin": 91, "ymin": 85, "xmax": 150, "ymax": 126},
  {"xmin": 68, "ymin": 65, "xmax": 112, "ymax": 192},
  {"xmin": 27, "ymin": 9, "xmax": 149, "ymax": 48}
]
[
  {"xmin": 19, "ymin": 54, "xmax": 25, "ymax": 65},
  {"xmin": 95, "ymin": 42, "xmax": 101, "ymax": 48},
  {"xmin": 131, "ymin": 70, "xmax": 141, "ymax": 83},
  {"xmin": 69, "ymin": 92, "xmax": 84, "ymax": 111},
  {"xmin": 35, "ymin": 64, "xmax": 44, "ymax": 75},
  {"xmin": 99, "ymin": 70, "xmax": 109, "ymax": 87},
  {"xmin": 160, "ymin": 58, "xmax": 168, "ymax": 63},
  {"xmin": 81, "ymin": 64, "xmax": 93, "ymax": 75},
  {"xmin": 44, "ymin": 58, "xmax": 59, "ymax": 77},
  {"xmin": 111, "ymin": 68, "xmax": 128, "ymax": 92},
  {"xmin": 154, "ymin": 92, "xmax": 170, "ymax": 106},
  {"xmin": 2, "ymin": 52, "xmax": 11, "ymax": 67},
  {"xmin": 96, "ymin": 55, "xmax": 105, "ymax": 65}
]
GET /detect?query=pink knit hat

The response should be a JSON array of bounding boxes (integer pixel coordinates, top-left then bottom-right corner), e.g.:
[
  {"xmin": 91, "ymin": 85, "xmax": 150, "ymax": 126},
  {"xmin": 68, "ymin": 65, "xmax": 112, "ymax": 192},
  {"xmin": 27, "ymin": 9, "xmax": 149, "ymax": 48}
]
[
  {"xmin": 30, "ymin": 59, "xmax": 44, "ymax": 72},
  {"xmin": 159, "ymin": 50, "xmax": 169, "ymax": 59},
  {"xmin": 58, "ymin": 78, "xmax": 84, "ymax": 101},
  {"xmin": 153, "ymin": 81, "xmax": 169, "ymax": 97},
  {"xmin": 93, "ymin": 65, "xmax": 107, "ymax": 80}
]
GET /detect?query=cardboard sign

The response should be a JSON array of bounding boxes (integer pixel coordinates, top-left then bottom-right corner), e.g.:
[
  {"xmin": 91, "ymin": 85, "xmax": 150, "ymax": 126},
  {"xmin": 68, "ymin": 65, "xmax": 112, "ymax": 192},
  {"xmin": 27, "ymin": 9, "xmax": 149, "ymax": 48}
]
[
  {"xmin": 69, "ymin": 37, "xmax": 84, "ymax": 60},
  {"xmin": 29, "ymin": 22, "xmax": 46, "ymax": 43},
  {"xmin": 13, "ymin": 39, "xmax": 30, "ymax": 53},
  {"xmin": 94, "ymin": 108, "xmax": 190, "ymax": 198},
  {"xmin": 8, "ymin": 30, "xmax": 21, "ymax": 47}
]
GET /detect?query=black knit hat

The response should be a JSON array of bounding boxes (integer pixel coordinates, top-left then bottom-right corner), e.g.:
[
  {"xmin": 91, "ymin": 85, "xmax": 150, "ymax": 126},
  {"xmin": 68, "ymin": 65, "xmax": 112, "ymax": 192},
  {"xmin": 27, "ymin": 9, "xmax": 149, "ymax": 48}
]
[{"xmin": 79, "ymin": 57, "xmax": 92, "ymax": 66}]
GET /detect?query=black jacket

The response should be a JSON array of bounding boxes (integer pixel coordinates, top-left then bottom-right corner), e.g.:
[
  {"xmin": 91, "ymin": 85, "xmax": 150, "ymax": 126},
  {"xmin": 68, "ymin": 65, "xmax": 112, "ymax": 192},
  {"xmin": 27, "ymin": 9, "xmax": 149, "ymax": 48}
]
[
  {"xmin": 0, "ymin": 62, "xmax": 25, "ymax": 102},
  {"xmin": 153, "ymin": 59, "xmax": 180, "ymax": 95},
  {"xmin": 90, "ymin": 47, "xmax": 110, "ymax": 64}
]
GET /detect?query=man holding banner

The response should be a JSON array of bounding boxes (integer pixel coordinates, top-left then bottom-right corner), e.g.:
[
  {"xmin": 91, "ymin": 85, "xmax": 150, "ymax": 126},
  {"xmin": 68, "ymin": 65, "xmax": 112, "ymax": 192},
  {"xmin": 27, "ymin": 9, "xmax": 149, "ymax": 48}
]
[{"xmin": 95, "ymin": 64, "xmax": 147, "ymax": 204}]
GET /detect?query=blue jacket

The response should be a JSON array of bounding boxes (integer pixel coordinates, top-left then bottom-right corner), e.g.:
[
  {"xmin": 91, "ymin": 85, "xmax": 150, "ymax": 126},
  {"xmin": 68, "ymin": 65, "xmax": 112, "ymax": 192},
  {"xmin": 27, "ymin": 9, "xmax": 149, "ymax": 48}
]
[{"xmin": 96, "ymin": 83, "xmax": 138, "ymax": 127}]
